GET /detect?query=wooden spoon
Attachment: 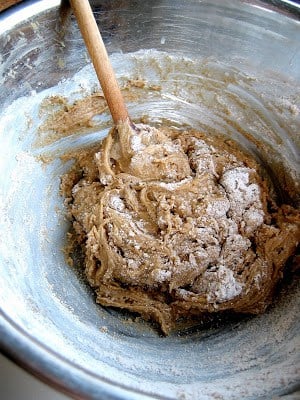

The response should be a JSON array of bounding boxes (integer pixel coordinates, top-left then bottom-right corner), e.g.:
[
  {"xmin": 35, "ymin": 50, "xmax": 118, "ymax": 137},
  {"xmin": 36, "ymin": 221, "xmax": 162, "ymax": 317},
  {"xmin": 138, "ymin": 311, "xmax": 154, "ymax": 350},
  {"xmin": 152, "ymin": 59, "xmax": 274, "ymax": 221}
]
[
  {"xmin": 68, "ymin": 0, "xmax": 191, "ymax": 182},
  {"xmin": 69, "ymin": 0, "xmax": 129, "ymax": 125}
]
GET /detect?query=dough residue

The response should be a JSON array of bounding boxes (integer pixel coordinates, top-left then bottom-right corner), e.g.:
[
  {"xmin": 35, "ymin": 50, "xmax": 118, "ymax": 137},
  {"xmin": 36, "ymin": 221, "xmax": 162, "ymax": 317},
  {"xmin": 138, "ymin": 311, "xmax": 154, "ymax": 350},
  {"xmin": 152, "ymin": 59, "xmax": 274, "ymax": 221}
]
[{"xmin": 61, "ymin": 119, "xmax": 300, "ymax": 334}]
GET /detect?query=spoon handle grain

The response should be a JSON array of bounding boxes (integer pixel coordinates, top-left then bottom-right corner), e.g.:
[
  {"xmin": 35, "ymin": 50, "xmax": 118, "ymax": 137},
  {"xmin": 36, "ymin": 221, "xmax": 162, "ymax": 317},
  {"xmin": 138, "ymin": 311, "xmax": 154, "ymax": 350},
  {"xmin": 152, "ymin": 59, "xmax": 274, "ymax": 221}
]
[{"xmin": 69, "ymin": 0, "xmax": 129, "ymax": 124}]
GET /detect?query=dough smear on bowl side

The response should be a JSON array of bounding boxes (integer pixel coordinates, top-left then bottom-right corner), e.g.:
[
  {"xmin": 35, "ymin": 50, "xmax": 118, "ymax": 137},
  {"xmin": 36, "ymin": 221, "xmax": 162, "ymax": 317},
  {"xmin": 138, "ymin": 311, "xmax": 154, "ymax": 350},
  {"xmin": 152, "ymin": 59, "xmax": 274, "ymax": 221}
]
[{"xmin": 61, "ymin": 121, "xmax": 300, "ymax": 335}]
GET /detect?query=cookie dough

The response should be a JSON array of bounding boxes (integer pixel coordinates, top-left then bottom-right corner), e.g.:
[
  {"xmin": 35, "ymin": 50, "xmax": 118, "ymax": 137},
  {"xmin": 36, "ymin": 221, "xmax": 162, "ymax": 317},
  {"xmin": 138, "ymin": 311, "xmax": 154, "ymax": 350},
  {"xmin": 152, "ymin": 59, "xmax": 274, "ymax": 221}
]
[{"xmin": 62, "ymin": 119, "xmax": 300, "ymax": 334}]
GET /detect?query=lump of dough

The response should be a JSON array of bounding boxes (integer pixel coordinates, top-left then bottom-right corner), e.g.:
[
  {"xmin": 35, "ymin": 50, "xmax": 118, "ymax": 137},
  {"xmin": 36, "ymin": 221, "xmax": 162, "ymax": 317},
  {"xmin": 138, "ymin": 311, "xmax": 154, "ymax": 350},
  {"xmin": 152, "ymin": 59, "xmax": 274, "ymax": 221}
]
[{"xmin": 63, "ymin": 120, "xmax": 300, "ymax": 334}]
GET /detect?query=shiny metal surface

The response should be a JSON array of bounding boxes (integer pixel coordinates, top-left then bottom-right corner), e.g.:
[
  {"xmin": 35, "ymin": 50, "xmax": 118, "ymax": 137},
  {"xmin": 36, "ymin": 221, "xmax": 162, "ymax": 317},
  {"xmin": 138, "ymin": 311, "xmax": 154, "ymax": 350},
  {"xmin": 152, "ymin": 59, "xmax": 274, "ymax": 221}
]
[{"xmin": 0, "ymin": 1, "xmax": 299, "ymax": 399}]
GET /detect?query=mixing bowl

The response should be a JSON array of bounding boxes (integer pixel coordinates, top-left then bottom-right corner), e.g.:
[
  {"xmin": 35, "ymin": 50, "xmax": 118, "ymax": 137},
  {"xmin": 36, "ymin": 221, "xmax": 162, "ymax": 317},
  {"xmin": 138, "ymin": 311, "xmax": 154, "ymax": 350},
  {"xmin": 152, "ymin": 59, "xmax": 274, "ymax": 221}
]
[{"xmin": 0, "ymin": 1, "xmax": 299, "ymax": 399}]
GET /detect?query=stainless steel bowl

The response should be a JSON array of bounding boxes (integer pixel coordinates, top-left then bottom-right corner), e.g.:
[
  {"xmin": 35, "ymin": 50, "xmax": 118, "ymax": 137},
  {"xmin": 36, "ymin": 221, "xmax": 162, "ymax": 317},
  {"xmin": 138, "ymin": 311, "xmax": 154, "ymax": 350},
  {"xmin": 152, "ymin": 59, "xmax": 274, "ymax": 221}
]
[{"xmin": 0, "ymin": 1, "xmax": 299, "ymax": 399}]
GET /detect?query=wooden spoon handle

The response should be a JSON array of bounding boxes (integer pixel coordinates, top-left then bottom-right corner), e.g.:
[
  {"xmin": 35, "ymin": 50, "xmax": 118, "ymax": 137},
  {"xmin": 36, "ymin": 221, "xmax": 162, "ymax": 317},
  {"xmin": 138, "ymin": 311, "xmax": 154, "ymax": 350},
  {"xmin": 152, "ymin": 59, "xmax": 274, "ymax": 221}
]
[
  {"xmin": 0, "ymin": 0, "xmax": 22, "ymax": 12},
  {"xmin": 69, "ymin": 0, "xmax": 129, "ymax": 124}
]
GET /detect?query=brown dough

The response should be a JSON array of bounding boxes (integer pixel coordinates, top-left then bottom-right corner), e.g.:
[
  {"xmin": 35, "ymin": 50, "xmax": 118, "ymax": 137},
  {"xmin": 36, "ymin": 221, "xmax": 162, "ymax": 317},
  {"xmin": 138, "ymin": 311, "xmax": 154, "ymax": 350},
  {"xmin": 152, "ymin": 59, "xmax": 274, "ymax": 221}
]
[{"xmin": 62, "ymin": 120, "xmax": 300, "ymax": 334}]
